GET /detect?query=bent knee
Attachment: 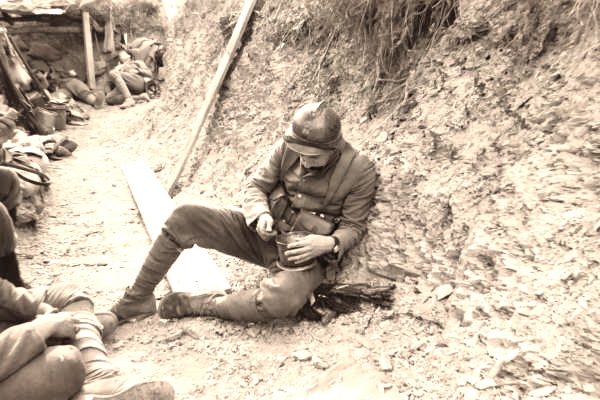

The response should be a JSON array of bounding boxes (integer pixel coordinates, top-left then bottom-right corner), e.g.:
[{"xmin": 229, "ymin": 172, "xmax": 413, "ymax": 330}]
[
  {"xmin": 46, "ymin": 345, "xmax": 85, "ymax": 382},
  {"xmin": 166, "ymin": 203, "xmax": 209, "ymax": 229},
  {"xmin": 0, "ymin": 346, "xmax": 84, "ymax": 400},
  {"xmin": 44, "ymin": 282, "xmax": 92, "ymax": 310},
  {"xmin": 170, "ymin": 203, "xmax": 205, "ymax": 218}
]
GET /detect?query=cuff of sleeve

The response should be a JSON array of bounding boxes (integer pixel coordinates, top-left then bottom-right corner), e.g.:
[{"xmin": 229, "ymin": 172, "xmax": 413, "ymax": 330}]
[
  {"xmin": 242, "ymin": 204, "xmax": 271, "ymax": 227},
  {"xmin": 327, "ymin": 235, "xmax": 343, "ymax": 262}
]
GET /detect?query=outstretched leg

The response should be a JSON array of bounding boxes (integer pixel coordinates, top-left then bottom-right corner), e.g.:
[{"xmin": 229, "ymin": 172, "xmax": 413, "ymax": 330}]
[{"xmin": 159, "ymin": 263, "xmax": 326, "ymax": 322}]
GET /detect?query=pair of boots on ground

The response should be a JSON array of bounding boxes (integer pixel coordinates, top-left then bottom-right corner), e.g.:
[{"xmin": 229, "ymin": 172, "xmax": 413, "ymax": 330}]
[{"xmin": 0, "ymin": 253, "xmax": 175, "ymax": 400}]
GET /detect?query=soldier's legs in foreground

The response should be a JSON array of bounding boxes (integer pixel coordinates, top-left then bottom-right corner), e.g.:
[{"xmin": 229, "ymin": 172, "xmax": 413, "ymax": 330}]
[
  {"xmin": 42, "ymin": 283, "xmax": 175, "ymax": 400},
  {"xmin": 112, "ymin": 203, "xmax": 274, "ymax": 321}
]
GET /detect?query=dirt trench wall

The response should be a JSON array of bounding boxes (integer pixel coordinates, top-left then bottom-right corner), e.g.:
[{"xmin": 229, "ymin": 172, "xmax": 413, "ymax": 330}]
[
  {"xmin": 359, "ymin": 5, "xmax": 600, "ymax": 378},
  {"xmin": 359, "ymin": 0, "xmax": 600, "ymax": 297}
]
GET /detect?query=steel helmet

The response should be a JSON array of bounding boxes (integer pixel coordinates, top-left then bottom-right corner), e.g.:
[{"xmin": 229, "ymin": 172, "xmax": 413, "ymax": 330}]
[{"xmin": 283, "ymin": 102, "xmax": 342, "ymax": 155}]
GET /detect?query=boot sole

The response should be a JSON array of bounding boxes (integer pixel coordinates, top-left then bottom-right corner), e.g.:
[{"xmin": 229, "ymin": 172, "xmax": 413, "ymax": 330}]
[
  {"xmin": 80, "ymin": 380, "xmax": 174, "ymax": 400},
  {"xmin": 116, "ymin": 311, "xmax": 156, "ymax": 325},
  {"xmin": 110, "ymin": 297, "xmax": 157, "ymax": 324}
]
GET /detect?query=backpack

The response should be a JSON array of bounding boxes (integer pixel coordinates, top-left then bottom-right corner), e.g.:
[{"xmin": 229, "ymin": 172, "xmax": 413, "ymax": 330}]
[{"xmin": 0, "ymin": 147, "xmax": 50, "ymax": 197}]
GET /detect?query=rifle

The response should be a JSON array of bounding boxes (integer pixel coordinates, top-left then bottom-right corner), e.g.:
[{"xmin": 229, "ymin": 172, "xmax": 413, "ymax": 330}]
[{"xmin": 299, "ymin": 282, "xmax": 396, "ymax": 321}]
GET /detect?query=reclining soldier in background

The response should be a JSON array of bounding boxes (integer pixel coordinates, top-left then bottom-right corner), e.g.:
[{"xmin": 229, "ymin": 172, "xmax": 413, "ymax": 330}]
[
  {"xmin": 59, "ymin": 70, "xmax": 103, "ymax": 108},
  {"xmin": 0, "ymin": 192, "xmax": 175, "ymax": 399},
  {"xmin": 112, "ymin": 101, "xmax": 378, "ymax": 322},
  {"xmin": 105, "ymin": 50, "xmax": 153, "ymax": 109}
]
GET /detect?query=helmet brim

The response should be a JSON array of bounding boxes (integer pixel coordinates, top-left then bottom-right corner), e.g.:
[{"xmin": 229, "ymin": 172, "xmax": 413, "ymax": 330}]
[
  {"xmin": 284, "ymin": 127, "xmax": 333, "ymax": 156},
  {"xmin": 286, "ymin": 142, "xmax": 333, "ymax": 156}
]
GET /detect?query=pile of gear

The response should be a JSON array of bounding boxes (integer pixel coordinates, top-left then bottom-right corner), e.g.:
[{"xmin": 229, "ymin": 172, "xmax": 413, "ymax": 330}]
[
  {"xmin": 0, "ymin": 100, "xmax": 79, "ymax": 226},
  {"xmin": 0, "ymin": 25, "xmax": 166, "ymax": 227}
]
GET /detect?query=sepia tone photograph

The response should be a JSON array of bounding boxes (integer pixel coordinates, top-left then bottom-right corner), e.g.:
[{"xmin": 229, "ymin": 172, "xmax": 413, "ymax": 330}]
[{"xmin": 0, "ymin": 0, "xmax": 598, "ymax": 399}]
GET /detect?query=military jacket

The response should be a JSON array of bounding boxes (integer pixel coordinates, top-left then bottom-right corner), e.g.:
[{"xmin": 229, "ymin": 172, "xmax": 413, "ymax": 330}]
[
  {"xmin": 243, "ymin": 138, "xmax": 377, "ymax": 256},
  {"xmin": 0, "ymin": 279, "xmax": 46, "ymax": 382}
]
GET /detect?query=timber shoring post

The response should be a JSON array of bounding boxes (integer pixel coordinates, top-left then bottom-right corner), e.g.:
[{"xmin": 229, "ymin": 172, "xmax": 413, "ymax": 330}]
[
  {"xmin": 82, "ymin": 11, "xmax": 96, "ymax": 89},
  {"xmin": 167, "ymin": 0, "xmax": 258, "ymax": 196}
]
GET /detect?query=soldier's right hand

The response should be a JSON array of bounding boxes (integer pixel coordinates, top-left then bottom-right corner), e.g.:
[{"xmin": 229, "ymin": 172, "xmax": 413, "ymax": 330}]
[
  {"xmin": 256, "ymin": 213, "xmax": 277, "ymax": 241},
  {"xmin": 31, "ymin": 312, "xmax": 79, "ymax": 340}
]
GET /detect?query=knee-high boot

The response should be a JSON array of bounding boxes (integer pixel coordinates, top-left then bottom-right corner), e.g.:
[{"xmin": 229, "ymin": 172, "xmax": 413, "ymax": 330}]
[
  {"xmin": 158, "ymin": 289, "xmax": 272, "ymax": 322},
  {"xmin": 111, "ymin": 230, "xmax": 181, "ymax": 321},
  {"xmin": 0, "ymin": 251, "xmax": 26, "ymax": 287},
  {"xmin": 64, "ymin": 303, "xmax": 174, "ymax": 400}
]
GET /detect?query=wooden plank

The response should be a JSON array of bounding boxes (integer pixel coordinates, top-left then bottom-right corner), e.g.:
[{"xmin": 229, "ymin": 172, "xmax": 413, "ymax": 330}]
[
  {"xmin": 167, "ymin": 0, "xmax": 257, "ymax": 195},
  {"xmin": 122, "ymin": 159, "xmax": 230, "ymax": 293},
  {"xmin": 81, "ymin": 11, "xmax": 96, "ymax": 89},
  {"xmin": 7, "ymin": 25, "xmax": 82, "ymax": 34}
]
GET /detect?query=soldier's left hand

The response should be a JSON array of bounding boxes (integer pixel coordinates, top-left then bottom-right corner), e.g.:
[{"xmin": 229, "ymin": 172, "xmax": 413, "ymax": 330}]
[{"xmin": 284, "ymin": 234, "xmax": 333, "ymax": 265}]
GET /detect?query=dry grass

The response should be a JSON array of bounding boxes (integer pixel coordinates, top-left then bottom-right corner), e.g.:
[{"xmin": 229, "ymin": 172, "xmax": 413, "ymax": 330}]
[
  {"xmin": 264, "ymin": 0, "xmax": 458, "ymax": 91},
  {"xmin": 110, "ymin": 0, "xmax": 166, "ymax": 37},
  {"xmin": 573, "ymin": 0, "xmax": 600, "ymax": 30}
]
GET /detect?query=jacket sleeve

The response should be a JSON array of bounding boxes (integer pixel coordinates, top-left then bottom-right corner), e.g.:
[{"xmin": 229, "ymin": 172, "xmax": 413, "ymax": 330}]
[
  {"xmin": 0, "ymin": 323, "xmax": 47, "ymax": 381},
  {"xmin": 241, "ymin": 139, "xmax": 286, "ymax": 227},
  {"xmin": 332, "ymin": 155, "xmax": 377, "ymax": 256},
  {"xmin": 0, "ymin": 279, "xmax": 40, "ymax": 321},
  {"xmin": 0, "ymin": 279, "xmax": 47, "ymax": 382}
]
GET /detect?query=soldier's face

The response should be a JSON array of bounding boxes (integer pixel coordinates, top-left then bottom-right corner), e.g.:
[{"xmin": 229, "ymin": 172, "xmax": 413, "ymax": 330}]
[{"xmin": 299, "ymin": 152, "xmax": 333, "ymax": 169}]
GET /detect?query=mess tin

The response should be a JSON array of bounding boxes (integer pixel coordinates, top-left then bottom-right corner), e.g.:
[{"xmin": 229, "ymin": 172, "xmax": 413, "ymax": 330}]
[{"xmin": 275, "ymin": 231, "xmax": 317, "ymax": 271}]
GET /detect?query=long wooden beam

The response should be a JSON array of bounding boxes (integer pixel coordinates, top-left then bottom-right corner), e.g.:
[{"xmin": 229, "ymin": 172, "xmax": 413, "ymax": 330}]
[
  {"xmin": 167, "ymin": 0, "xmax": 257, "ymax": 196},
  {"xmin": 7, "ymin": 25, "xmax": 81, "ymax": 34},
  {"xmin": 122, "ymin": 159, "xmax": 230, "ymax": 293}
]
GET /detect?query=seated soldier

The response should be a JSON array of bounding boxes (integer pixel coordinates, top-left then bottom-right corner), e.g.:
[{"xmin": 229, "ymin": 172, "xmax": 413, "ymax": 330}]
[
  {"xmin": 106, "ymin": 50, "xmax": 152, "ymax": 109},
  {"xmin": 0, "ymin": 199, "xmax": 175, "ymax": 400},
  {"xmin": 111, "ymin": 102, "xmax": 378, "ymax": 323},
  {"xmin": 0, "ymin": 110, "xmax": 20, "ymax": 226}
]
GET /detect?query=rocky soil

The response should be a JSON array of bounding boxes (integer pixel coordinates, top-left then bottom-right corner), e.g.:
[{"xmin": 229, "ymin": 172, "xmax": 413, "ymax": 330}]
[{"xmin": 13, "ymin": 0, "xmax": 600, "ymax": 399}]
